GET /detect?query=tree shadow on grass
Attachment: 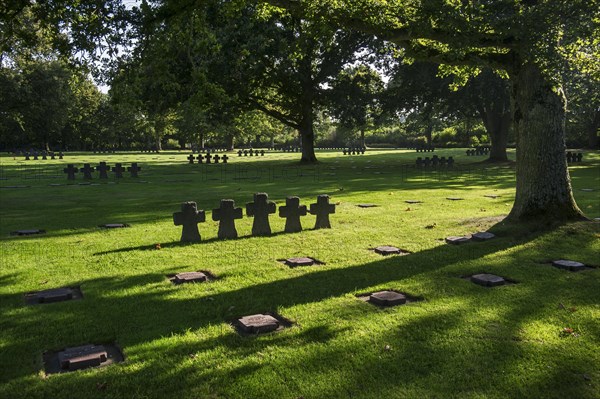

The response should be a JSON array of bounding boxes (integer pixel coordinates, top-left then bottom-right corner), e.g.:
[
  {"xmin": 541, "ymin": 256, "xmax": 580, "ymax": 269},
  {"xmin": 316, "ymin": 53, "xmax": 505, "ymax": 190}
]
[{"xmin": 1, "ymin": 224, "xmax": 598, "ymax": 398}]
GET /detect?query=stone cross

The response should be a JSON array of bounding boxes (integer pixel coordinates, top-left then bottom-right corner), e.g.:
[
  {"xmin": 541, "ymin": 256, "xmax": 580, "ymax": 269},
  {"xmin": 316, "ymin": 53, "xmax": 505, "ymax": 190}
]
[
  {"xmin": 187, "ymin": 154, "xmax": 195, "ymax": 164},
  {"xmin": 173, "ymin": 202, "xmax": 206, "ymax": 242},
  {"xmin": 212, "ymin": 199, "xmax": 243, "ymax": 239},
  {"xmin": 246, "ymin": 192, "xmax": 276, "ymax": 236},
  {"xmin": 196, "ymin": 154, "xmax": 203, "ymax": 164},
  {"xmin": 213, "ymin": 154, "xmax": 220, "ymax": 164},
  {"xmin": 128, "ymin": 163, "xmax": 141, "ymax": 177},
  {"xmin": 96, "ymin": 162, "xmax": 110, "ymax": 179},
  {"xmin": 309, "ymin": 195, "xmax": 336, "ymax": 229},
  {"xmin": 279, "ymin": 196, "xmax": 307, "ymax": 233},
  {"xmin": 80, "ymin": 164, "xmax": 94, "ymax": 179},
  {"xmin": 64, "ymin": 164, "xmax": 78, "ymax": 180},
  {"xmin": 112, "ymin": 163, "xmax": 125, "ymax": 178},
  {"xmin": 238, "ymin": 150, "xmax": 243, "ymax": 157},
  {"xmin": 59, "ymin": 151, "xmax": 64, "ymax": 159},
  {"xmin": 222, "ymin": 154, "xmax": 229, "ymax": 163},
  {"xmin": 204, "ymin": 154, "xmax": 211, "ymax": 164}
]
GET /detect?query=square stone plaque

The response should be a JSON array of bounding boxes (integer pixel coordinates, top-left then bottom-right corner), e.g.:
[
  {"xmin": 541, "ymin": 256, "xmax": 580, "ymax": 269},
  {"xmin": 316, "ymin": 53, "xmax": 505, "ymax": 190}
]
[
  {"xmin": 43, "ymin": 343, "xmax": 124, "ymax": 374},
  {"xmin": 373, "ymin": 246, "xmax": 408, "ymax": 256},
  {"xmin": 233, "ymin": 313, "xmax": 291, "ymax": 335},
  {"xmin": 99, "ymin": 223, "xmax": 130, "ymax": 229},
  {"xmin": 10, "ymin": 229, "xmax": 46, "ymax": 236},
  {"xmin": 552, "ymin": 260, "xmax": 588, "ymax": 272},
  {"xmin": 445, "ymin": 236, "xmax": 470, "ymax": 245},
  {"xmin": 471, "ymin": 232, "xmax": 496, "ymax": 241},
  {"xmin": 470, "ymin": 273, "xmax": 506, "ymax": 287},
  {"xmin": 25, "ymin": 286, "xmax": 83, "ymax": 305},
  {"xmin": 168, "ymin": 271, "xmax": 214, "ymax": 284},
  {"xmin": 369, "ymin": 291, "xmax": 407, "ymax": 306},
  {"xmin": 280, "ymin": 257, "xmax": 324, "ymax": 267}
]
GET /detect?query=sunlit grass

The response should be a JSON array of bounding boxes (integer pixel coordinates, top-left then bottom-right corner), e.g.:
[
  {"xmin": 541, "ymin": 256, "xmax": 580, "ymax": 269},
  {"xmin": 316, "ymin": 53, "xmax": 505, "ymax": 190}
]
[{"xmin": 0, "ymin": 148, "xmax": 599, "ymax": 399}]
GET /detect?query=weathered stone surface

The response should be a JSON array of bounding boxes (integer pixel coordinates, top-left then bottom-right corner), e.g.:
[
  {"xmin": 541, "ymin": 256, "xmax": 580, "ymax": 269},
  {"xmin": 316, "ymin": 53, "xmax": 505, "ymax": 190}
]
[
  {"xmin": 246, "ymin": 193, "xmax": 276, "ymax": 236},
  {"xmin": 237, "ymin": 314, "xmax": 280, "ymax": 334},
  {"xmin": 99, "ymin": 223, "xmax": 129, "ymax": 228},
  {"xmin": 279, "ymin": 196, "xmax": 307, "ymax": 233},
  {"xmin": 446, "ymin": 197, "xmax": 464, "ymax": 201},
  {"xmin": 471, "ymin": 232, "xmax": 496, "ymax": 241},
  {"xmin": 173, "ymin": 202, "xmax": 206, "ymax": 242},
  {"xmin": 96, "ymin": 162, "xmax": 110, "ymax": 179},
  {"xmin": 309, "ymin": 195, "xmax": 335, "ymax": 229},
  {"xmin": 357, "ymin": 204, "xmax": 378, "ymax": 208},
  {"xmin": 112, "ymin": 163, "xmax": 125, "ymax": 178},
  {"xmin": 405, "ymin": 200, "xmax": 422, "ymax": 204},
  {"xmin": 79, "ymin": 164, "xmax": 94, "ymax": 179},
  {"xmin": 10, "ymin": 229, "xmax": 45, "ymax": 236},
  {"xmin": 285, "ymin": 257, "xmax": 315, "ymax": 267},
  {"xmin": 58, "ymin": 345, "xmax": 108, "ymax": 371},
  {"xmin": 374, "ymin": 246, "xmax": 403, "ymax": 256},
  {"xmin": 173, "ymin": 272, "xmax": 207, "ymax": 284},
  {"xmin": 484, "ymin": 195, "xmax": 499, "ymax": 199},
  {"xmin": 128, "ymin": 163, "xmax": 142, "ymax": 177},
  {"xmin": 552, "ymin": 260, "xmax": 586, "ymax": 271},
  {"xmin": 33, "ymin": 288, "xmax": 73, "ymax": 303},
  {"xmin": 212, "ymin": 199, "xmax": 243, "ymax": 239},
  {"xmin": 369, "ymin": 291, "xmax": 407, "ymax": 306},
  {"xmin": 445, "ymin": 236, "xmax": 470, "ymax": 245},
  {"xmin": 471, "ymin": 273, "xmax": 506, "ymax": 287},
  {"xmin": 63, "ymin": 164, "xmax": 78, "ymax": 180}
]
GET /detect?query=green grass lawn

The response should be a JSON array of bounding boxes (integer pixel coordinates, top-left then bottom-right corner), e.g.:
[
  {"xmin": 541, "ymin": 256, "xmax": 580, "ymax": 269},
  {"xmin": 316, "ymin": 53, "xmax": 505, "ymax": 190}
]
[{"xmin": 1, "ymin": 148, "xmax": 599, "ymax": 399}]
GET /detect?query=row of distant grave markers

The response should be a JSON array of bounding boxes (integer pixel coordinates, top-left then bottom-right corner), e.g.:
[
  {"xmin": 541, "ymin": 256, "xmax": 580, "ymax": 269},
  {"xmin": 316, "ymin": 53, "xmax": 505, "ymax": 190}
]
[
  {"xmin": 342, "ymin": 147, "xmax": 366, "ymax": 155},
  {"xmin": 187, "ymin": 154, "xmax": 229, "ymax": 164},
  {"xmin": 237, "ymin": 149, "xmax": 265, "ymax": 157},
  {"xmin": 63, "ymin": 163, "xmax": 141, "ymax": 180},
  {"xmin": 416, "ymin": 156, "xmax": 455, "ymax": 167},
  {"xmin": 23, "ymin": 151, "xmax": 64, "ymax": 160},
  {"xmin": 566, "ymin": 152, "xmax": 584, "ymax": 163},
  {"xmin": 174, "ymin": 193, "xmax": 335, "ymax": 242}
]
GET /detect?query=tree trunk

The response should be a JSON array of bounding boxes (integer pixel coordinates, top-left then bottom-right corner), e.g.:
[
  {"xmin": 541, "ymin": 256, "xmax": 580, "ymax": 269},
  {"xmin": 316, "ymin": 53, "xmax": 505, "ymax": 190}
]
[
  {"xmin": 586, "ymin": 110, "xmax": 599, "ymax": 149},
  {"xmin": 360, "ymin": 128, "xmax": 366, "ymax": 148},
  {"xmin": 478, "ymin": 105, "xmax": 510, "ymax": 162},
  {"xmin": 226, "ymin": 134, "xmax": 234, "ymax": 150},
  {"xmin": 299, "ymin": 121, "xmax": 317, "ymax": 163},
  {"xmin": 508, "ymin": 63, "xmax": 585, "ymax": 221},
  {"xmin": 424, "ymin": 124, "xmax": 433, "ymax": 147}
]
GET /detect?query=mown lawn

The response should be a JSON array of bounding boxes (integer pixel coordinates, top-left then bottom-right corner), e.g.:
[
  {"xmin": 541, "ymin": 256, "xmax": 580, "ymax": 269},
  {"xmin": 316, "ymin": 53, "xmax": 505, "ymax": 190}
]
[{"xmin": 1, "ymin": 148, "xmax": 599, "ymax": 399}]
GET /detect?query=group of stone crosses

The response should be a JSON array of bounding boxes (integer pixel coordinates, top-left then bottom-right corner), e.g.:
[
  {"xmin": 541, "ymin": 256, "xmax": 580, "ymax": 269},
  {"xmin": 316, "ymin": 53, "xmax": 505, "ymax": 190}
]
[
  {"xmin": 281, "ymin": 146, "xmax": 301, "ymax": 152},
  {"xmin": 187, "ymin": 153, "xmax": 229, "ymax": 164},
  {"xmin": 416, "ymin": 155, "xmax": 455, "ymax": 167},
  {"xmin": 415, "ymin": 146, "xmax": 435, "ymax": 153},
  {"xmin": 342, "ymin": 147, "xmax": 366, "ymax": 155},
  {"xmin": 466, "ymin": 147, "xmax": 490, "ymax": 156},
  {"xmin": 173, "ymin": 193, "xmax": 336, "ymax": 242},
  {"xmin": 22, "ymin": 150, "xmax": 64, "ymax": 160},
  {"xmin": 566, "ymin": 152, "xmax": 584, "ymax": 163},
  {"xmin": 237, "ymin": 149, "xmax": 265, "ymax": 157},
  {"xmin": 63, "ymin": 162, "xmax": 141, "ymax": 180}
]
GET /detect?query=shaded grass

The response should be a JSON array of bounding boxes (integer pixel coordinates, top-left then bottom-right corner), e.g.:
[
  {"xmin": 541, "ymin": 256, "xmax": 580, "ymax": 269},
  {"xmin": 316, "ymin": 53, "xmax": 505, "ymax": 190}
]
[{"xmin": 0, "ymin": 149, "xmax": 599, "ymax": 399}]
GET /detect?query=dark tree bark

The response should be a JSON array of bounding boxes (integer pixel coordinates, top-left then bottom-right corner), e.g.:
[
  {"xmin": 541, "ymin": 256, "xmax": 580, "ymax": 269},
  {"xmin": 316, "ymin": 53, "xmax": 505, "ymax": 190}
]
[
  {"xmin": 508, "ymin": 63, "xmax": 585, "ymax": 221},
  {"xmin": 587, "ymin": 110, "xmax": 599, "ymax": 149},
  {"xmin": 299, "ymin": 117, "xmax": 317, "ymax": 163},
  {"xmin": 477, "ymin": 104, "xmax": 510, "ymax": 162}
]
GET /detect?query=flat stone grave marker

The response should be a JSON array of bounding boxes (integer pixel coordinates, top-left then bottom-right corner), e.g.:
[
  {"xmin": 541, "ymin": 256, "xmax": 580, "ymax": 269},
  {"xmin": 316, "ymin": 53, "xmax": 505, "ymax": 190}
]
[
  {"xmin": 79, "ymin": 164, "xmax": 94, "ymax": 179},
  {"xmin": 357, "ymin": 290, "xmax": 419, "ymax": 307},
  {"xmin": 484, "ymin": 195, "xmax": 499, "ymax": 199},
  {"xmin": 98, "ymin": 223, "xmax": 130, "ymax": 229},
  {"xmin": 63, "ymin": 164, "xmax": 78, "ymax": 180},
  {"xmin": 309, "ymin": 194, "xmax": 336, "ymax": 229},
  {"xmin": 446, "ymin": 197, "xmax": 464, "ymax": 201},
  {"xmin": 470, "ymin": 273, "xmax": 507, "ymax": 287},
  {"xmin": 580, "ymin": 188, "xmax": 595, "ymax": 192},
  {"xmin": 212, "ymin": 199, "xmax": 243, "ymax": 239},
  {"xmin": 173, "ymin": 201, "xmax": 205, "ymax": 242},
  {"xmin": 357, "ymin": 204, "xmax": 378, "ymax": 208},
  {"xmin": 369, "ymin": 291, "xmax": 407, "ymax": 306},
  {"xmin": 471, "ymin": 231, "xmax": 496, "ymax": 241},
  {"xmin": 96, "ymin": 162, "xmax": 110, "ymax": 179},
  {"xmin": 10, "ymin": 229, "xmax": 46, "ymax": 236},
  {"xmin": 405, "ymin": 200, "xmax": 422, "ymax": 204},
  {"xmin": 445, "ymin": 236, "xmax": 470, "ymax": 245},
  {"xmin": 234, "ymin": 313, "xmax": 291, "ymax": 335},
  {"xmin": 168, "ymin": 271, "xmax": 214, "ymax": 285},
  {"xmin": 552, "ymin": 260, "xmax": 589, "ymax": 272},
  {"xmin": 279, "ymin": 257, "xmax": 324, "ymax": 268},
  {"xmin": 2, "ymin": 185, "xmax": 30, "ymax": 189},
  {"xmin": 246, "ymin": 193, "xmax": 276, "ymax": 236},
  {"xmin": 128, "ymin": 163, "xmax": 141, "ymax": 177},
  {"xmin": 279, "ymin": 196, "xmax": 307, "ymax": 233},
  {"xmin": 373, "ymin": 246, "xmax": 409, "ymax": 256},
  {"xmin": 24, "ymin": 286, "xmax": 83, "ymax": 305},
  {"xmin": 43, "ymin": 343, "xmax": 124, "ymax": 374}
]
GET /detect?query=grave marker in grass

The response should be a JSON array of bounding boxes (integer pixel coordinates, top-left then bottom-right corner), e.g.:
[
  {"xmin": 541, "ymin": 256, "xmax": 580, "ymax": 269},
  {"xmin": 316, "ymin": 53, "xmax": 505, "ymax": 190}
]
[
  {"xmin": 112, "ymin": 163, "xmax": 125, "ymax": 178},
  {"xmin": 43, "ymin": 344, "xmax": 124, "ymax": 374},
  {"xmin": 309, "ymin": 195, "xmax": 335, "ymax": 229},
  {"xmin": 99, "ymin": 223, "xmax": 130, "ymax": 229},
  {"xmin": 373, "ymin": 246, "xmax": 408, "ymax": 256},
  {"xmin": 96, "ymin": 162, "xmax": 110, "ymax": 179},
  {"xmin": 234, "ymin": 313, "xmax": 291, "ymax": 335},
  {"xmin": 187, "ymin": 154, "xmax": 195, "ymax": 164},
  {"xmin": 24, "ymin": 286, "xmax": 83, "ymax": 305},
  {"xmin": 173, "ymin": 201, "xmax": 206, "ymax": 243},
  {"xmin": 10, "ymin": 229, "xmax": 46, "ymax": 236},
  {"xmin": 79, "ymin": 164, "xmax": 94, "ymax": 179},
  {"xmin": 213, "ymin": 199, "xmax": 243, "ymax": 239},
  {"xmin": 369, "ymin": 291, "xmax": 407, "ymax": 306},
  {"xmin": 552, "ymin": 260, "xmax": 588, "ymax": 272},
  {"xmin": 246, "ymin": 193, "xmax": 276, "ymax": 236},
  {"xmin": 169, "ymin": 271, "xmax": 209, "ymax": 284},
  {"xmin": 470, "ymin": 273, "xmax": 506, "ymax": 287},
  {"xmin": 63, "ymin": 164, "xmax": 78, "ymax": 180},
  {"xmin": 128, "ymin": 163, "xmax": 142, "ymax": 177},
  {"xmin": 445, "ymin": 236, "xmax": 470, "ymax": 245},
  {"xmin": 222, "ymin": 154, "xmax": 229, "ymax": 163},
  {"xmin": 472, "ymin": 231, "xmax": 496, "ymax": 241},
  {"xmin": 279, "ymin": 196, "xmax": 307, "ymax": 233}
]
